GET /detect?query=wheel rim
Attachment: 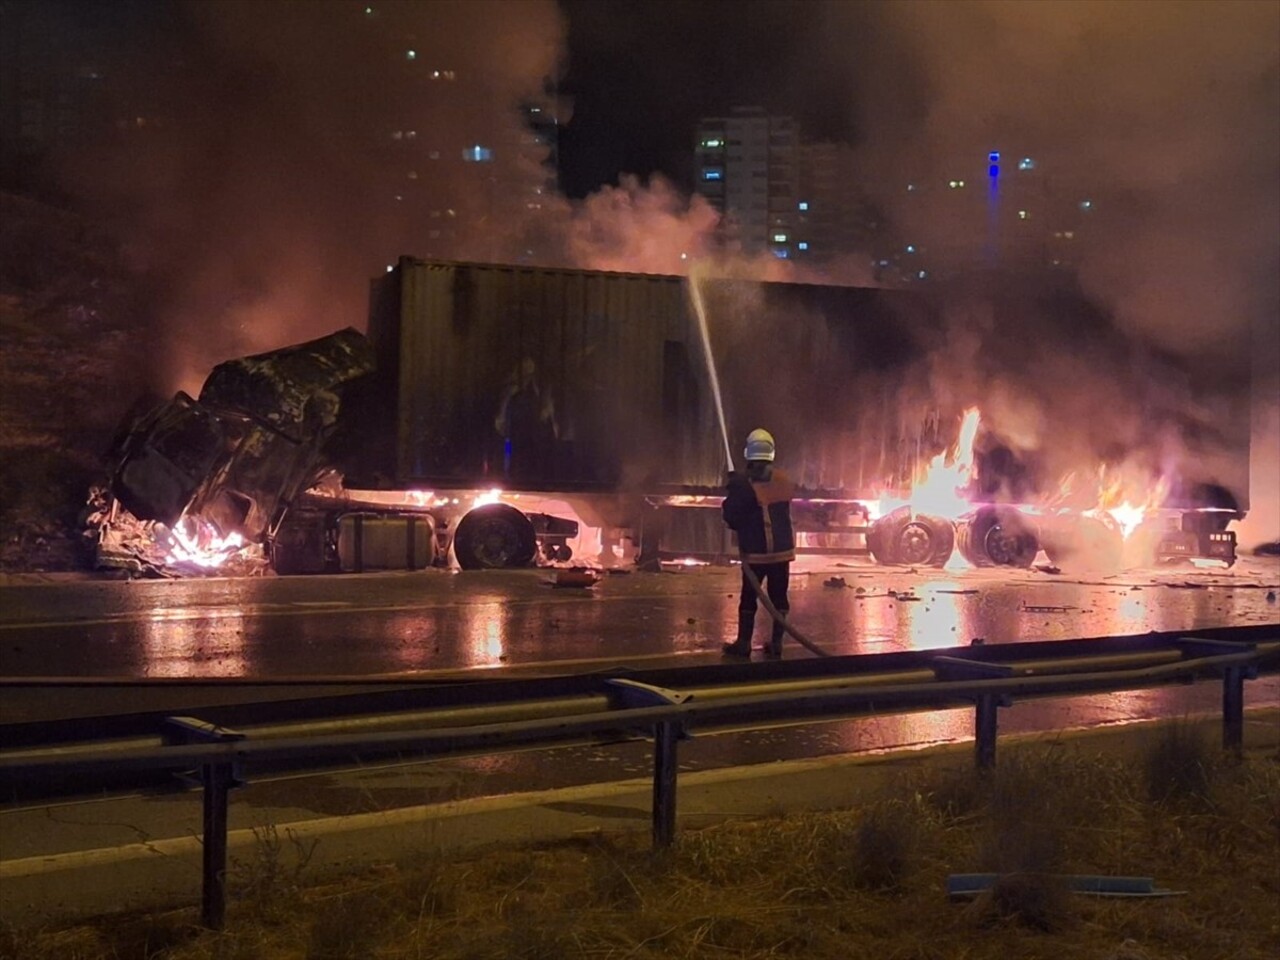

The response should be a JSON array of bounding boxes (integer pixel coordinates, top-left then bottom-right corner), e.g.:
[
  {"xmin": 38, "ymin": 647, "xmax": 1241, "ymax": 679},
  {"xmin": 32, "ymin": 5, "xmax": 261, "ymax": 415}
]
[
  {"xmin": 896, "ymin": 522, "xmax": 936, "ymax": 565},
  {"xmin": 473, "ymin": 518, "xmax": 520, "ymax": 566},
  {"xmin": 984, "ymin": 523, "xmax": 1025, "ymax": 566}
]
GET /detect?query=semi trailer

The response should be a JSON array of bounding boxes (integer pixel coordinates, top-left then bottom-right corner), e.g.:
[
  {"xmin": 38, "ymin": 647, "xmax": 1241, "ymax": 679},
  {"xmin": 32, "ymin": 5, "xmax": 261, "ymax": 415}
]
[{"xmin": 102, "ymin": 257, "xmax": 1247, "ymax": 575}]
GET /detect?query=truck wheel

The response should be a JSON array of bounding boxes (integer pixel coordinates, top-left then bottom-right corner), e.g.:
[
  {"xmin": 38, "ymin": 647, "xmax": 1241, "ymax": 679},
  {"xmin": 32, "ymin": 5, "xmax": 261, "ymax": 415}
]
[
  {"xmin": 957, "ymin": 505, "xmax": 1039, "ymax": 568},
  {"xmin": 868, "ymin": 507, "xmax": 955, "ymax": 566},
  {"xmin": 453, "ymin": 504, "xmax": 537, "ymax": 570}
]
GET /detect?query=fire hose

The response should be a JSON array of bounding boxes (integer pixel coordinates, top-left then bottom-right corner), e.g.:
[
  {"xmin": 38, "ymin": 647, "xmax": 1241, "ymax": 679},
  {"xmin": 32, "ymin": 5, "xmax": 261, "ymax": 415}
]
[{"xmin": 739, "ymin": 552, "xmax": 831, "ymax": 658}]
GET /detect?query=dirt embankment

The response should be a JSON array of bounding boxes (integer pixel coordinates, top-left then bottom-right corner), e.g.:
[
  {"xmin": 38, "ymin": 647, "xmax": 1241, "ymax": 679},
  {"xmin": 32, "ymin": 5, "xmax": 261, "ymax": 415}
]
[{"xmin": 0, "ymin": 192, "xmax": 152, "ymax": 572}]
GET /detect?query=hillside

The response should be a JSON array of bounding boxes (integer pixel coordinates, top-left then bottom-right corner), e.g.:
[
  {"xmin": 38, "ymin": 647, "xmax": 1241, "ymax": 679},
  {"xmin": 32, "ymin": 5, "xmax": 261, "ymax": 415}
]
[{"xmin": 0, "ymin": 192, "xmax": 150, "ymax": 572}]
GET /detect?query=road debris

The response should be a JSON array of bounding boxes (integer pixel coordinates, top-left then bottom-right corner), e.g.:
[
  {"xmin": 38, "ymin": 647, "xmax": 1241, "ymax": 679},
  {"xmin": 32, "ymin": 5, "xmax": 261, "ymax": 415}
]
[
  {"xmin": 1021, "ymin": 602, "xmax": 1077, "ymax": 613},
  {"xmin": 550, "ymin": 569, "xmax": 600, "ymax": 589},
  {"xmin": 823, "ymin": 576, "xmax": 848, "ymax": 589}
]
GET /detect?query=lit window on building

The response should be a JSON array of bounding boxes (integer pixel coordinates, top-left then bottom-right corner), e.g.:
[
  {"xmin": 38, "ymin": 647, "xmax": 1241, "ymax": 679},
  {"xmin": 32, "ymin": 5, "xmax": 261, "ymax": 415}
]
[
  {"xmin": 406, "ymin": 130, "xmax": 416, "ymax": 139},
  {"xmin": 1019, "ymin": 157, "xmax": 1035, "ymax": 170},
  {"xmin": 1064, "ymin": 230, "xmax": 1074, "ymax": 239},
  {"xmin": 1080, "ymin": 199, "xmax": 1093, "ymax": 210},
  {"xmin": 702, "ymin": 138, "xmax": 723, "ymax": 148},
  {"xmin": 773, "ymin": 233, "xmax": 788, "ymax": 243},
  {"xmin": 407, "ymin": 50, "xmax": 417, "ymax": 60},
  {"xmin": 407, "ymin": 171, "xmax": 418, "ymax": 179},
  {"xmin": 391, "ymin": 131, "xmax": 403, "ymax": 140},
  {"xmin": 798, "ymin": 201, "xmax": 808, "ymax": 211},
  {"xmin": 443, "ymin": 70, "xmax": 456, "ymax": 80},
  {"xmin": 428, "ymin": 150, "xmax": 440, "ymax": 160},
  {"xmin": 702, "ymin": 168, "xmax": 724, "ymax": 181},
  {"xmin": 798, "ymin": 241, "xmax": 809, "ymax": 251},
  {"xmin": 1018, "ymin": 210, "xmax": 1028, "ymax": 220},
  {"xmin": 772, "ymin": 248, "xmax": 789, "ymax": 259},
  {"xmin": 432, "ymin": 71, "xmax": 440, "ymax": 79},
  {"xmin": 948, "ymin": 179, "xmax": 966, "ymax": 189},
  {"xmin": 906, "ymin": 244, "xmax": 916, "ymax": 253},
  {"xmin": 918, "ymin": 270, "xmax": 927, "ymax": 279},
  {"xmin": 907, "ymin": 183, "xmax": 916, "ymax": 191},
  {"xmin": 464, "ymin": 145, "xmax": 493, "ymax": 162}
]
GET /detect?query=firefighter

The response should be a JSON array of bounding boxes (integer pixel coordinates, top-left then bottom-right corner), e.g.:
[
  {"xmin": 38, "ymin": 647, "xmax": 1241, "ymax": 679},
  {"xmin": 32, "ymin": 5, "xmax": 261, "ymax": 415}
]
[{"xmin": 721, "ymin": 428, "xmax": 795, "ymax": 659}]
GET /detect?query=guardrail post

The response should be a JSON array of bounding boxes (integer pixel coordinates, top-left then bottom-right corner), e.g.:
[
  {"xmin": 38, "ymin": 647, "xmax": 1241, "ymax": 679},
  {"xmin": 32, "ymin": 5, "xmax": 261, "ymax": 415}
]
[
  {"xmin": 975, "ymin": 694, "xmax": 1000, "ymax": 770},
  {"xmin": 163, "ymin": 717, "xmax": 245, "ymax": 931},
  {"xmin": 1174, "ymin": 637, "xmax": 1259, "ymax": 759},
  {"xmin": 605, "ymin": 679, "xmax": 692, "ymax": 850},
  {"xmin": 202, "ymin": 759, "xmax": 234, "ymax": 929},
  {"xmin": 931, "ymin": 656, "xmax": 1018, "ymax": 771},
  {"xmin": 653, "ymin": 720, "xmax": 680, "ymax": 849},
  {"xmin": 1222, "ymin": 665, "xmax": 1245, "ymax": 757}
]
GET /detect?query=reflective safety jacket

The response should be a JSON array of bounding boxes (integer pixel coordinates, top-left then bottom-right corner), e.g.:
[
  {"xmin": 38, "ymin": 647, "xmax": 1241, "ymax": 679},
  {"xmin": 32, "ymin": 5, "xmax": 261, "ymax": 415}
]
[{"xmin": 722, "ymin": 466, "xmax": 796, "ymax": 563}]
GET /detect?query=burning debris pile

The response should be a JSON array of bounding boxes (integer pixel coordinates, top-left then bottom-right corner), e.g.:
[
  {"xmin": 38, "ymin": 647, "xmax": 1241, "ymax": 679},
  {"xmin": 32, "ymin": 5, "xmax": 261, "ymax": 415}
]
[{"xmin": 89, "ymin": 329, "xmax": 375, "ymax": 575}]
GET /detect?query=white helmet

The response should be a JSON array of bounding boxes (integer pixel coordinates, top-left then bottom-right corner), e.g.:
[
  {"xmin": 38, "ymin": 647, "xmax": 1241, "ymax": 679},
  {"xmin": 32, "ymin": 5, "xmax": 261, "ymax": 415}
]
[{"xmin": 744, "ymin": 427, "xmax": 776, "ymax": 462}]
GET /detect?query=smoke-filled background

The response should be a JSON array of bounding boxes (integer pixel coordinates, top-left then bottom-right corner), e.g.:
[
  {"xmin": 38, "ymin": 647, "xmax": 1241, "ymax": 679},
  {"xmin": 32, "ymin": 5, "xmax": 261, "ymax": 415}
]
[{"xmin": 2, "ymin": 0, "xmax": 1277, "ymax": 543}]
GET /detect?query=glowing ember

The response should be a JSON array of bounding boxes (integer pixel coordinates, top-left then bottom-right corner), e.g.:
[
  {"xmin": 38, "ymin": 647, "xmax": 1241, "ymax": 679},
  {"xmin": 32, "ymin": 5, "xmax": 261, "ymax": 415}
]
[{"xmin": 166, "ymin": 516, "xmax": 246, "ymax": 568}]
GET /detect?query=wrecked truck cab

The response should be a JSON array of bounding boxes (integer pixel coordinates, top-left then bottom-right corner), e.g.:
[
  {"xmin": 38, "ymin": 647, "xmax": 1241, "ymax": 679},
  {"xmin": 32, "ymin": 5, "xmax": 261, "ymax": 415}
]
[
  {"xmin": 105, "ymin": 329, "xmax": 376, "ymax": 557},
  {"xmin": 110, "ymin": 392, "xmax": 230, "ymax": 528}
]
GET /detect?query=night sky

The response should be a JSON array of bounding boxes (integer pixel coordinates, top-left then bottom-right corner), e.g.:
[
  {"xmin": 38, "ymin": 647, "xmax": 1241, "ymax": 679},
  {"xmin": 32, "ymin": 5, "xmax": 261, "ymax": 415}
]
[
  {"xmin": 556, "ymin": 0, "xmax": 867, "ymax": 197},
  {"xmin": 5, "ymin": 1, "xmax": 1276, "ymax": 393}
]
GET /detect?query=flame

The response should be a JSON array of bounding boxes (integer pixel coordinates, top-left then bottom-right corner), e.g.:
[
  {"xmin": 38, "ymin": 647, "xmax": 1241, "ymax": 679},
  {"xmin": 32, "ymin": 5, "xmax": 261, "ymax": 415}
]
[
  {"xmin": 1094, "ymin": 469, "xmax": 1170, "ymax": 539},
  {"xmin": 166, "ymin": 516, "xmax": 246, "ymax": 568},
  {"xmin": 878, "ymin": 407, "xmax": 981, "ymax": 520},
  {"xmin": 472, "ymin": 488, "xmax": 504, "ymax": 507}
]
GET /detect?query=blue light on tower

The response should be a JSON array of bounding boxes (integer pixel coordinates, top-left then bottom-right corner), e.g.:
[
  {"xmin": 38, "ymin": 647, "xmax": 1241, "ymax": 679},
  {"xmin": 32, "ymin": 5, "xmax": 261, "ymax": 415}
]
[{"xmin": 986, "ymin": 151, "xmax": 1000, "ymax": 266}]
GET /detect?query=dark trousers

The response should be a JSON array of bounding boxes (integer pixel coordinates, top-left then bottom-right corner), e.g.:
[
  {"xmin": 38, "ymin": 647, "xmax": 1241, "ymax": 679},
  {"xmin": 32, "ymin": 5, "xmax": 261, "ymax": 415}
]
[{"xmin": 739, "ymin": 561, "xmax": 790, "ymax": 616}]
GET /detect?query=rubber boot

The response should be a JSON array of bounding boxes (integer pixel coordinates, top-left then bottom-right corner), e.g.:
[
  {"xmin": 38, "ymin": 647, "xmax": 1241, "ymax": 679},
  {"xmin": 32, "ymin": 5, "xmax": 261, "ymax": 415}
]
[
  {"xmin": 722, "ymin": 611, "xmax": 755, "ymax": 658},
  {"xmin": 765, "ymin": 619, "xmax": 785, "ymax": 660}
]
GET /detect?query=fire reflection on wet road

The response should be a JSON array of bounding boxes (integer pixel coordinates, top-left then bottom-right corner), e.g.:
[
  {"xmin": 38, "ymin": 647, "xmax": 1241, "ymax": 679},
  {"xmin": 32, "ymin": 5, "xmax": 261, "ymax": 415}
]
[{"xmin": 1, "ymin": 558, "xmax": 1277, "ymax": 682}]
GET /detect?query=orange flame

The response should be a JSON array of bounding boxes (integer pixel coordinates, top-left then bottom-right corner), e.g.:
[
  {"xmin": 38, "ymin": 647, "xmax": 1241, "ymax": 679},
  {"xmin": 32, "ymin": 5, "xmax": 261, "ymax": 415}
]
[
  {"xmin": 878, "ymin": 407, "xmax": 981, "ymax": 520},
  {"xmin": 1092, "ymin": 467, "xmax": 1170, "ymax": 539}
]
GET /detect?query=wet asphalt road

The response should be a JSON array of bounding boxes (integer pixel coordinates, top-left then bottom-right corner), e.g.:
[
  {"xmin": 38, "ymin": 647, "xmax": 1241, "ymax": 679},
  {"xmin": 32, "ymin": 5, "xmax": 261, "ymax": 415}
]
[{"xmin": 2, "ymin": 556, "xmax": 1279, "ymax": 685}]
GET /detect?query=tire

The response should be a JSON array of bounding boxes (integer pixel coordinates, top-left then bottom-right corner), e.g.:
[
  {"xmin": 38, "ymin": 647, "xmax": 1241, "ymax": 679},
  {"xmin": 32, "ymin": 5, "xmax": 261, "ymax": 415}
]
[
  {"xmin": 1041, "ymin": 513, "xmax": 1123, "ymax": 571},
  {"xmin": 867, "ymin": 507, "xmax": 955, "ymax": 567},
  {"xmin": 957, "ymin": 505, "xmax": 1039, "ymax": 568},
  {"xmin": 453, "ymin": 503, "xmax": 538, "ymax": 570}
]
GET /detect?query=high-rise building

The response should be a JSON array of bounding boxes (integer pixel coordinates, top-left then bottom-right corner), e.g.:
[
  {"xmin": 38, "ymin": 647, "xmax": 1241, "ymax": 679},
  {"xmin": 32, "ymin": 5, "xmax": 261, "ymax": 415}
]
[{"xmin": 695, "ymin": 108, "xmax": 799, "ymax": 258}]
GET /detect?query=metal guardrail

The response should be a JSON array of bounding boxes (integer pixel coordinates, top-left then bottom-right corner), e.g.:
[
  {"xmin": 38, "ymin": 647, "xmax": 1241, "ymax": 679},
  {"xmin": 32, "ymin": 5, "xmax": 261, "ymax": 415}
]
[{"xmin": 1, "ymin": 631, "xmax": 1276, "ymax": 930}]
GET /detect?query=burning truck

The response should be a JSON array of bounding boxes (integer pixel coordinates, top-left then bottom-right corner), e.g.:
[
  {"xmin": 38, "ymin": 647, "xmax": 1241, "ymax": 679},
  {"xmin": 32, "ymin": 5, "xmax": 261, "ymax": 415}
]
[{"xmin": 94, "ymin": 257, "xmax": 1246, "ymax": 575}]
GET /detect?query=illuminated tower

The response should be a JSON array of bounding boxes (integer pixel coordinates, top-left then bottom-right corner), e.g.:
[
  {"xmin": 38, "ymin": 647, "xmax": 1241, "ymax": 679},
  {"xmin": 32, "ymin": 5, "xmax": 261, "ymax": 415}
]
[{"xmin": 986, "ymin": 150, "xmax": 1001, "ymax": 266}]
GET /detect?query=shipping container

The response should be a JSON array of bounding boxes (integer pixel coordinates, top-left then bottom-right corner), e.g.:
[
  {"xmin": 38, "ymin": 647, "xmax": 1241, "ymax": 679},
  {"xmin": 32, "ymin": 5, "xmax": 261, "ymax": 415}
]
[{"xmin": 360, "ymin": 257, "xmax": 939, "ymax": 497}]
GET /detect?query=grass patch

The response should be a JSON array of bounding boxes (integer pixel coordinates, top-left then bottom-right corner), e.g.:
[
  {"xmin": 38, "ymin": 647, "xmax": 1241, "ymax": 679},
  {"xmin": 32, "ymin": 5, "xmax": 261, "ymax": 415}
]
[{"xmin": 8, "ymin": 741, "xmax": 1279, "ymax": 960}]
